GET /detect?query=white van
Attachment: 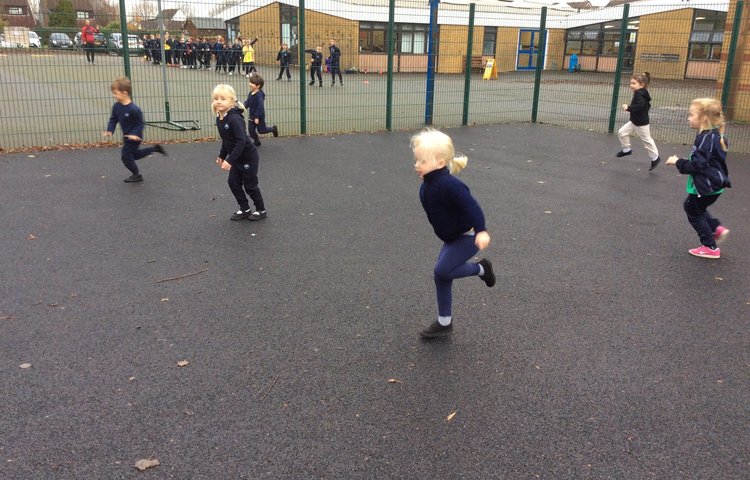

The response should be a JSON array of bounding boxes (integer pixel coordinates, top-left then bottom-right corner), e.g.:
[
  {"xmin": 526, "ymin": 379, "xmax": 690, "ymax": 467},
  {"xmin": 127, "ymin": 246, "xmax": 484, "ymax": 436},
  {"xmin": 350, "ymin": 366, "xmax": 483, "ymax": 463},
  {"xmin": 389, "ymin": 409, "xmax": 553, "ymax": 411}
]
[{"xmin": 29, "ymin": 31, "xmax": 41, "ymax": 48}]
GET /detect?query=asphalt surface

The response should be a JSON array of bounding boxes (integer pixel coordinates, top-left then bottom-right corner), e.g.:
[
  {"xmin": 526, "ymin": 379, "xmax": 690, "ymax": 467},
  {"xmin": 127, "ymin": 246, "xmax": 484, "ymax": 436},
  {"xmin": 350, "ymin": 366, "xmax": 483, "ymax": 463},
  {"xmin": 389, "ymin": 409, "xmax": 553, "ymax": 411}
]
[{"xmin": 1, "ymin": 124, "xmax": 748, "ymax": 479}]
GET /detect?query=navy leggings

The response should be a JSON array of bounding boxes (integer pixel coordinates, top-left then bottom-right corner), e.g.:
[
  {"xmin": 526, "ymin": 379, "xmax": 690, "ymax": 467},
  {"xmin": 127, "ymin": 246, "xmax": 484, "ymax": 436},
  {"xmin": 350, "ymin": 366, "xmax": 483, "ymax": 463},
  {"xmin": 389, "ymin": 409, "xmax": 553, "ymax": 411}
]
[
  {"xmin": 683, "ymin": 193, "xmax": 721, "ymax": 248},
  {"xmin": 228, "ymin": 157, "xmax": 264, "ymax": 212},
  {"xmin": 248, "ymin": 117, "xmax": 274, "ymax": 143},
  {"xmin": 434, "ymin": 234, "xmax": 480, "ymax": 317},
  {"xmin": 121, "ymin": 140, "xmax": 158, "ymax": 175}
]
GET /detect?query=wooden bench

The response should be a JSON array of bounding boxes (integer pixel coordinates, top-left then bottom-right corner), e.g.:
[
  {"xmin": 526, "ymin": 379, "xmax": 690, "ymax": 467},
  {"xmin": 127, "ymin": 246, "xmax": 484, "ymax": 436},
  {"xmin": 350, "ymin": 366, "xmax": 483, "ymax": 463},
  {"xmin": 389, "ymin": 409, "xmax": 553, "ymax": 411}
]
[{"xmin": 462, "ymin": 55, "xmax": 484, "ymax": 73}]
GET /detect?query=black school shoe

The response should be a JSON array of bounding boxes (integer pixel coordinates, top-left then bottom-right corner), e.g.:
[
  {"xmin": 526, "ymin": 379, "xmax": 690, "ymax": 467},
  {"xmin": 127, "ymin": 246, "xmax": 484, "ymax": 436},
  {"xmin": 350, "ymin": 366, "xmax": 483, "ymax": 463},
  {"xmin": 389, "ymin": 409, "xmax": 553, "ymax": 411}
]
[
  {"xmin": 153, "ymin": 144, "xmax": 167, "ymax": 156},
  {"xmin": 272, "ymin": 126, "xmax": 278, "ymax": 138},
  {"xmin": 124, "ymin": 174, "xmax": 143, "ymax": 182},
  {"xmin": 478, "ymin": 259, "xmax": 496, "ymax": 287},
  {"xmin": 231, "ymin": 209, "xmax": 252, "ymax": 221},
  {"xmin": 649, "ymin": 156, "xmax": 661, "ymax": 171},
  {"xmin": 615, "ymin": 150, "xmax": 632, "ymax": 158},
  {"xmin": 419, "ymin": 321, "xmax": 453, "ymax": 339},
  {"xmin": 248, "ymin": 210, "xmax": 267, "ymax": 221}
]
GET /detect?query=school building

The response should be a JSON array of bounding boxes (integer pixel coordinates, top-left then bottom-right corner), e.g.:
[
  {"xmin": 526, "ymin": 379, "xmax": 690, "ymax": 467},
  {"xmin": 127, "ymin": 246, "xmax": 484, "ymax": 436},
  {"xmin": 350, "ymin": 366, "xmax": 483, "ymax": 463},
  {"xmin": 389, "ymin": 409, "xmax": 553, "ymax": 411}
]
[{"xmin": 220, "ymin": 0, "xmax": 748, "ymax": 121}]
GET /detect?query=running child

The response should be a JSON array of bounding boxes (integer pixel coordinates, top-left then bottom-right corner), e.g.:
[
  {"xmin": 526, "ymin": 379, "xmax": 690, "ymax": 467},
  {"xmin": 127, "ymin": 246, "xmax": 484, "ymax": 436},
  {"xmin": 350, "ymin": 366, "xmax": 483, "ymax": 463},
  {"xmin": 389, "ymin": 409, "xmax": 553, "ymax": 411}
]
[
  {"xmin": 412, "ymin": 128, "xmax": 495, "ymax": 339},
  {"xmin": 243, "ymin": 73, "xmax": 278, "ymax": 147},
  {"xmin": 103, "ymin": 77, "xmax": 166, "ymax": 182},
  {"xmin": 616, "ymin": 72, "xmax": 661, "ymax": 171},
  {"xmin": 212, "ymin": 84, "xmax": 267, "ymax": 221},
  {"xmin": 665, "ymin": 98, "xmax": 731, "ymax": 259}
]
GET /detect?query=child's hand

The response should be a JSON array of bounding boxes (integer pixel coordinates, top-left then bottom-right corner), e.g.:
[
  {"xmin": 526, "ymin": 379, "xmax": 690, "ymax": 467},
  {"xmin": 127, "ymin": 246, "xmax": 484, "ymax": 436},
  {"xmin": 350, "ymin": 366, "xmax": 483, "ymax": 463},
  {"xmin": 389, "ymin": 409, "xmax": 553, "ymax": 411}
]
[
  {"xmin": 666, "ymin": 155, "xmax": 679, "ymax": 165},
  {"xmin": 622, "ymin": 104, "xmax": 628, "ymax": 111},
  {"xmin": 475, "ymin": 231, "xmax": 491, "ymax": 251},
  {"xmin": 220, "ymin": 160, "xmax": 231, "ymax": 171},
  {"xmin": 215, "ymin": 157, "xmax": 223, "ymax": 166},
  {"xmin": 102, "ymin": 131, "xmax": 112, "ymax": 137},
  {"xmin": 125, "ymin": 135, "xmax": 142, "ymax": 141},
  {"xmin": 254, "ymin": 118, "xmax": 259, "ymax": 125}
]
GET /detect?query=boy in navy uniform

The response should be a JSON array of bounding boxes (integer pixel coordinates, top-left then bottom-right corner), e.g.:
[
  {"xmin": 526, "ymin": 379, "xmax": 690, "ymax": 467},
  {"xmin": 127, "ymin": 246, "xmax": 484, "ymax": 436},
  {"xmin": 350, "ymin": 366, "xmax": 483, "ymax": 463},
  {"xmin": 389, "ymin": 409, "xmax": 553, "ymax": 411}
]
[
  {"xmin": 103, "ymin": 77, "xmax": 167, "ymax": 182},
  {"xmin": 328, "ymin": 38, "xmax": 343, "ymax": 87},
  {"xmin": 305, "ymin": 46, "xmax": 323, "ymax": 87},
  {"xmin": 244, "ymin": 73, "xmax": 279, "ymax": 147}
]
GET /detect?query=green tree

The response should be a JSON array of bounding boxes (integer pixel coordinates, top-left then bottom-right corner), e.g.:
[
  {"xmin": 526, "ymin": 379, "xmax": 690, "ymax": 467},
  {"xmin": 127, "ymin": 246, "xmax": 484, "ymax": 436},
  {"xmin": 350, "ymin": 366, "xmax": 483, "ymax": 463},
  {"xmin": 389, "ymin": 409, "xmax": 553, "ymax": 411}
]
[{"xmin": 49, "ymin": 0, "xmax": 77, "ymax": 29}]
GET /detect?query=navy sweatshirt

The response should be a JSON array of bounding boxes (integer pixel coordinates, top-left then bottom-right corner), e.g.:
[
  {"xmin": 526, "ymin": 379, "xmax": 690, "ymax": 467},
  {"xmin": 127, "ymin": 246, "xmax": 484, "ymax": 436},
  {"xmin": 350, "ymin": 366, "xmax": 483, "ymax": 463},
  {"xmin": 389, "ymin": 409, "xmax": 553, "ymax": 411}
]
[
  {"xmin": 216, "ymin": 107, "xmax": 257, "ymax": 168},
  {"xmin": 626, "ymin": 88, "xmax": 651, "ymax": 126},
  {"xmin": 328, "ymin": 45, "xmax": 341, "ymax": 67},
  {"xmin": 419, "ymin": 167, "xmax": 486, "ymax": 243},
  {"xmin": 243, "ymin": 90, "xmax": 266, "ymax": 120},
  {"xmin": 675, "ymin": 129, "xmax": 731, "ymax": 196},
  {"xmin": 107, "ymin": 102, "xmax": 145, "ymax": 139}
]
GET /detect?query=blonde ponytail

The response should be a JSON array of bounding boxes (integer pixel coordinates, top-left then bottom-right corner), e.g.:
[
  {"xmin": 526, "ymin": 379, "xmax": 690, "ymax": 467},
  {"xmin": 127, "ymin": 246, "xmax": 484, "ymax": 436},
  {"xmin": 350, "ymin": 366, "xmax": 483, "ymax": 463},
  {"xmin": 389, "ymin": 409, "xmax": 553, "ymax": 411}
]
[{"xmin": 410, "ymin": 128, "xmax": 468, "ymax": 174}]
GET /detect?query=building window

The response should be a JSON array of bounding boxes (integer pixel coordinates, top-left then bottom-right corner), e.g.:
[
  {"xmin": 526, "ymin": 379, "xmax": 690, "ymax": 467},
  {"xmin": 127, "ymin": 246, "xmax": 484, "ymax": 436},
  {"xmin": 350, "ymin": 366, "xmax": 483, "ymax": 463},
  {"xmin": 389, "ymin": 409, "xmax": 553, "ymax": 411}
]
[
  {"xmin": 689, "ymin": 9, "xmax": 726, "ymax": 61},
  {"xmin": 9, "ymin": 7, "xmax": 23, "ymax": 15},
  {"xmin": 76, "ymin": 11, "xmax": 89, "ymax": 19},
  {"xmin": 359, "ymin": 22, "xmax": 387, "ymax": 53},
  {"xmin": 279, "ymin": 4, "xmax": 298, "ymax": 47},
  {"xmin": 397, "ymin": 24, "xmax": 428, "ymax": 54},
  {"xmin": 482, "ymin": 26, "xmax": 497, "ymax": 56}
]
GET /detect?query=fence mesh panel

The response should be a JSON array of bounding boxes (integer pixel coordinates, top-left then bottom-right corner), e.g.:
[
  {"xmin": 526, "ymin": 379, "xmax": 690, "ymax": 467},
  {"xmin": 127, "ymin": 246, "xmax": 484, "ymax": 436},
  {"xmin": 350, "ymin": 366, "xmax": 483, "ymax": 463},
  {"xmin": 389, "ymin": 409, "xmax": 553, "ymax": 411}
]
[{"xmin": 1, "ymin": 0, "xmax": 747, "ymax": 153}]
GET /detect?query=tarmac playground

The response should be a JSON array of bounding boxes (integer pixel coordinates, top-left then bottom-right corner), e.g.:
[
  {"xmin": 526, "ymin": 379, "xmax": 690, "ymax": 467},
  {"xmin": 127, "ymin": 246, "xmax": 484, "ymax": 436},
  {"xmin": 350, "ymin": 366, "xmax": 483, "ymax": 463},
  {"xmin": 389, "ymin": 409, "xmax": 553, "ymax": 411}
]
[{"xmin": 1, "ymin": 123, "xmax": 748, "ymax": 479}]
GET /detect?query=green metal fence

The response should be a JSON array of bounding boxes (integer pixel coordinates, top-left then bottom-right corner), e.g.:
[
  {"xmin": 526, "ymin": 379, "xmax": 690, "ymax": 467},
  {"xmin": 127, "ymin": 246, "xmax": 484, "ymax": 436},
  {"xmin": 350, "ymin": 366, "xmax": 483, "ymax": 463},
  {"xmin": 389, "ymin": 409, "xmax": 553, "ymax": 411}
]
[{"xmin": 0, "ymin": 0, "xmax": 747, "ymax": 153}]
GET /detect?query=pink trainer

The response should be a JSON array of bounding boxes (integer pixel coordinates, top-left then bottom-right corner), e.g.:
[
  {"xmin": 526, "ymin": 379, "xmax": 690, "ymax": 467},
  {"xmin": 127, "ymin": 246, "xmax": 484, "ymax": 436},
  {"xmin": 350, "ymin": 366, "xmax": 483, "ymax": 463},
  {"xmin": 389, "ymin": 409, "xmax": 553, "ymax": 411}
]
[
  {"xmin": 688, "ymin": 245, "xmax": 720, "ymax": 259},
  {"xmin": 714, "ymin": 226, "xmax": 730, "ymax": 245}
]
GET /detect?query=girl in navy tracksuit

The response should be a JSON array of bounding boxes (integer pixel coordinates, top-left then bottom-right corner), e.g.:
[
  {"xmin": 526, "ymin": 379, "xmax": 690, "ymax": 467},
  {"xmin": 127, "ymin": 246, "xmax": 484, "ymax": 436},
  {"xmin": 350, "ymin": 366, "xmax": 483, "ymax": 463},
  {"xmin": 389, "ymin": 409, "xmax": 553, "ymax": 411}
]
[
  {"xmin": 243, "ymin": 73, "xmax": 278, "ymax": 147},
  {"xmin": 665, "ymin": 98, "xmax": 731, "ymax": 259},
  {"xmin": 412, "ymin": 128, "xmax": 495, "ymax": 339},
  {"xmin": 212, "ymin": 84, "xmax": 267, "ymax": 221}
]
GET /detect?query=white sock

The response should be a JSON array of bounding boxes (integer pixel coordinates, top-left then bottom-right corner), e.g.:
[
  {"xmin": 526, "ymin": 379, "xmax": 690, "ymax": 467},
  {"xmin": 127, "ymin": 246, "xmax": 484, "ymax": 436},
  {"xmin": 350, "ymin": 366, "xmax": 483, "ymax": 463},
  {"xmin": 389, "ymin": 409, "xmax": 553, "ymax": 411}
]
[
  {"xmin": 438, "ymin": 316, "xmax": 451, "ymax": 326},
  {"xmin": 622, "ymin": 147, "xmax": 631, "ymax": 153},
  {"xmin": 478, "ymin": 264, "xmax": 485, "ymax": 276}
]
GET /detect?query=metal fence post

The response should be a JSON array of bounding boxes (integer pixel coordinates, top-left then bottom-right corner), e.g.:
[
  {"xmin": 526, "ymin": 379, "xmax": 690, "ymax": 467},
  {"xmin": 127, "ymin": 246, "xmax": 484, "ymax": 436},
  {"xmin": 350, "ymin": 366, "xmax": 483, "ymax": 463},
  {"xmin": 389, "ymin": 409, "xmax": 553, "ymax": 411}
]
[
  {"xmin": 531, "ymin": 7, "xmax": 547, "ymax": 123},
  {"xmin": 424, "ymin": 0, "xmax": 440, "ymax": 125},
  {"xmin": 118, "ymin": 0, "xmax": 131, "ymax": 80},
  {"xmin": 462, "ymin": 3, "xmax": 475, "ymax": 126},
  {"xmin": 299, "ymin": 0, "xmax": 307, "ymax": 135},
  {"xmin": 721, "ymin": 0, "xmax": 744, "ymax": 113},
  {"xmin": 386, "ymin": 0, "xmax": 395, "ymax": 131},
  {"xmin": 608, "ymin": 4, "xmax": 630, "ymax": 134}
]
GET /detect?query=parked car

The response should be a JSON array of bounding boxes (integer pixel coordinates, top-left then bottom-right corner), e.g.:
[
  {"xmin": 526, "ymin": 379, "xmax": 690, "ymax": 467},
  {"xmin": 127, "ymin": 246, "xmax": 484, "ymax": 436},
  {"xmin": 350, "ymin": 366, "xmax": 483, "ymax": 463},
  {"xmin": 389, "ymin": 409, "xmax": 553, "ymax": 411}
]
[
  {"xmin": 73, "ymin": 31, "xmax": 106, "ymax": 50},
  {"xmin": 29, "ymin": 31, "xmax": 41, "ymax": 48},
  {"xmin": 107, "ymin": 33, "xmax": 144, "ymax": 56},
  {"xmin": 48, "ymin": 32, "xmax": 73, "ymax": 49}
]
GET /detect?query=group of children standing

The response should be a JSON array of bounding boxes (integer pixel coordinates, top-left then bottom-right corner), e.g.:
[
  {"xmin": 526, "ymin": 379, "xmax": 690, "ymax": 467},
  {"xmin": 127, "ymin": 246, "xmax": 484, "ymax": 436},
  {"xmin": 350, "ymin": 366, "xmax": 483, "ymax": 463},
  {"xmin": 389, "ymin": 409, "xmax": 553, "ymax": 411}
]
[
  {"xmin": 278, "ymin": 38, "xmax": 343, "ymax": 87},
  {"xmin": 142, "ymin": 34, "xmax": 259, "ymax": 76},
  {"xmin": 102, "ymin": 67, "xmax": 734, "ymax": 340}
]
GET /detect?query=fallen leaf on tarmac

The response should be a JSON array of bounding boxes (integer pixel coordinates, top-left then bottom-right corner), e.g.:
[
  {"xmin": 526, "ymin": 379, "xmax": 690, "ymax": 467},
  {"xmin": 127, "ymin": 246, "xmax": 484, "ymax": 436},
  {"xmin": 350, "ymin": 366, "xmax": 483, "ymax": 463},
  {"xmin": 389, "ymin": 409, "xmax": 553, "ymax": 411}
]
[
  {"xmin": 161, "ymin": 298, "xmax": 169, "ymax": 302},
  {"xmin": 537, "ymin": 181, "xmax": 545, "ymax": 184},
  {"xmin": 387, "ymin": 378, "xmax": 402, "ymax": 384},
  {"xmin": 446, "ymin": 410, "xmax": 457, "ymax": 422},
  {"xmin": 128, "ymin": 376, "xmax": 136, "ymax": 382},
  {"xmin": 27, "ymin": 234, "xmax": 37, "ymax": 240},
  {"xmin": 714, "ymin": 277, "xmax": 723, "ymax": 281},
  {"xmin": 19, "ymin": 363, "xmax": 32, "ymax": 369},
  {"xmin": 134, "ymin": 458, "xmax": 160, "ymax": 471},
  {"xmin": 177, "ymin": 360, "xmax": 189, "ymax": 367},
  {"xmin": 544, "ymin": 211, "xmax": 552, "ymax": 214}
]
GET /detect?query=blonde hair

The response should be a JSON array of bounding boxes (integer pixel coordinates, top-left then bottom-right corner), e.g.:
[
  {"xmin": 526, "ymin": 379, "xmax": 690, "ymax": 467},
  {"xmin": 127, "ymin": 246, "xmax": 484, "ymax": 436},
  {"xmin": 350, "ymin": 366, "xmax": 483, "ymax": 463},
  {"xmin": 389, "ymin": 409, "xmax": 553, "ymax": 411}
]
[
  {"xmin": 410, "ymin": 128, "xmax": 468, "ymax": 174},
  {"xmin": 691, "ymin": 97, "xmax": 727, "ymax": 151},
  {"xmin": 211, "ymin": 84, "xmax": 245, "ymax": 115}
]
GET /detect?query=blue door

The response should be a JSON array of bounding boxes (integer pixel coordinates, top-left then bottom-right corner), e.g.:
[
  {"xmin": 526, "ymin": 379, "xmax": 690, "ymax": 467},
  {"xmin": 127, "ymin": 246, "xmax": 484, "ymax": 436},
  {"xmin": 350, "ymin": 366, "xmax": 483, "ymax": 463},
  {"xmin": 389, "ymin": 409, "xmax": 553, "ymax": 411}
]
[{"xmin": 517, "ymin": 29, "xmax": 540, "ymax": 70}]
